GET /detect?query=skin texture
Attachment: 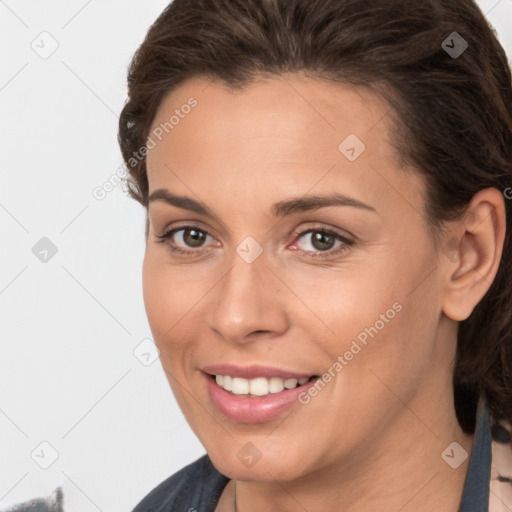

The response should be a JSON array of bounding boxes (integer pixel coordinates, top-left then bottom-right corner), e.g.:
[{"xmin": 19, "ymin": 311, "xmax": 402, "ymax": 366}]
[{"xmin": 143, "ymin": 74, "xmax": 506, "ymax": 512}]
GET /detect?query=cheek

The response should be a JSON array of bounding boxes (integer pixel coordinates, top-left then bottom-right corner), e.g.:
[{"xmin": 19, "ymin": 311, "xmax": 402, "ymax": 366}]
[
  {"xmin": 142, "ymin": 255, "xmax": 171, "ymax": 340},
  {"xmin": 278, "ymin": 259, "xmax": 403, "ymax": 344},
  {"xmin": 287, "ymin": 246, "xmax": 438, "ymax": 381},
  {"xmin": 332, "ymin": 280, "xmax": 440, "ymax": 410},
  {"xmin": 142, "ymin": 260, "xmax": 189, "ymax": 368},
  {"xmin": 142, "ymin": 249, "xmax": 208, "ymax": 342},
  {"xmin": 142, "ymin": 253, "xmax": 203, "ymax": 404}
]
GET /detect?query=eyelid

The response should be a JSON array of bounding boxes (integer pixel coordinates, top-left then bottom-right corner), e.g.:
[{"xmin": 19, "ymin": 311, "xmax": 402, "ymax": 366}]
[
  {"xmin": 154, "ymin": 223, "xmax": 219, "ymax": 254},
  {"xmin": 291, "ymin": 223, "xmax": 354, "ymax": 244},
  {"xmin": 155, "ymin": 222, "xmax": 355, "ymax": 258},
  {"xmin": 155, "ymin": 225, "xmax": 213, "ymax": 242},
  {"xmin": 287, "ymin": 224, "xmax": 355, "ymax": 259},
  {"xmin": 155, "ymin": 221, "xmax": 217, "ymax": 241}
]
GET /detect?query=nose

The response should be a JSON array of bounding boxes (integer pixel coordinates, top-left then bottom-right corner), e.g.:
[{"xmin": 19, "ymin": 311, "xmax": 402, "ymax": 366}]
[{"xmin": 206, "ymin": 254, "xmax": 289, "ymax": 344}]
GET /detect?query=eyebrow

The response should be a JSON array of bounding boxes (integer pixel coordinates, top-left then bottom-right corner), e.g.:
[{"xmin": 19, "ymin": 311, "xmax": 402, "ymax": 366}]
[
  {"xmin": 147, "ymin": 189, "xmax": 377, "ymax": 217},
  {"xmin": 148, "ymin": 189, "xmax": 214, "ymax": 217},
  {"xmin": 272, "ymin": 193, "xmax": 377, "ymax": 216}
]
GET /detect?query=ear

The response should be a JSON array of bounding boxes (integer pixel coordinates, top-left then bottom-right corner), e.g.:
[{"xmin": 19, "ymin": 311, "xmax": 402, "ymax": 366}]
[{"xmin": 441, "ymin": 188, "xmax": 506, "ymax": 322}]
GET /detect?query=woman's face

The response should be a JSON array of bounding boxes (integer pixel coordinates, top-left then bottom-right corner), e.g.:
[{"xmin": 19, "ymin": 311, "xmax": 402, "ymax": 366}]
[{"xmin": 143, "ymin": 74, "xmax": 456, "ymax": 481}]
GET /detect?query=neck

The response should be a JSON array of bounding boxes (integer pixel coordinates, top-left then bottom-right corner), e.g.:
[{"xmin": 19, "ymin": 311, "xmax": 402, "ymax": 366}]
[{"xmin": 233, "ymin": 395, "xmax": 474, "ymax": 512}]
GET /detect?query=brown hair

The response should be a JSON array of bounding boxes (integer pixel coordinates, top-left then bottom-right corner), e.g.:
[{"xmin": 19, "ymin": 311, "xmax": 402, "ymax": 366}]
[{"xmin": 118, "ymin": 0, "xmax": 512, "ymax": 434}]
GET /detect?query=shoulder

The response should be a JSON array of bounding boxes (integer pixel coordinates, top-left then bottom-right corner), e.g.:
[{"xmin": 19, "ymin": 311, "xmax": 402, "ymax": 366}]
[{"xmin": 131, "ymin": 454, "xmax": 230, "ymax": 512}]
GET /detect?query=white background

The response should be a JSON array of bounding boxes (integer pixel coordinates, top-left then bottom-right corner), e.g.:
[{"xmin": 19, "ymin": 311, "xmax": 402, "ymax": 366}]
[{"xmin": 1, "ymin": 1, "xmax": 511, "ymax": 511}]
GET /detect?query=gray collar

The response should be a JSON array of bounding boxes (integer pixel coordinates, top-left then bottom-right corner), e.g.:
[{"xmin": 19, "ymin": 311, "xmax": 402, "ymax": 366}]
[{"xmin": 458, "ymin": 397, "xmax": 491, "ymax": 511}]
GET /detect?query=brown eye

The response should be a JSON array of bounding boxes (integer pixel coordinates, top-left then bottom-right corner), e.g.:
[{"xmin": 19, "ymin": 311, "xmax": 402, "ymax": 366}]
[
  {"xmin": 297, "ymin": 230, "xmax": 340, "ymax": 252},
  {"xmin": 181, "ymin": 228, "xmax": 207, "ymax": 247},
  {"xmin": 155, "ymin": 226, "xmax": 215, "ymax": 252},
  {"xmin": 290, "ymin": 227, "xmax": 355, "ymax": 259},
  {"xmin": 310, "ymin": 231, "xmax": 336, "ymax": 251}
]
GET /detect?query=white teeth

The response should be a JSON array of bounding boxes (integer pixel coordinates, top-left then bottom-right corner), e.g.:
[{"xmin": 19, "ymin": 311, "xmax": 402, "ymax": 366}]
[
  {"xmin": 231, "ymin": 377, "xmax": 249, "ymax": 395},
  {"xmin": 269, "ymin": 377, "xmax": 285, "ymax": 393},
  {"xmin": 214, "ymin": 375, "xmax": 312, "ymax": 396},
  {"xmin": 284, "ymin": 378, "xmax": 298, "ymax": 389},
  {"xmin": 223, "ymin": 375, "xmax": 233, "ymax": 391},
  {"xmin": 249, "ymin": 377, "xmax": 269, "ymax": 396}
]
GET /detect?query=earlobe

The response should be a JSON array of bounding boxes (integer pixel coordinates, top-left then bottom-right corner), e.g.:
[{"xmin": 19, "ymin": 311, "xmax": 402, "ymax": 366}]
[{"xmin": 441, "ymin": 188, "xmax": 506, "ymax": 322}]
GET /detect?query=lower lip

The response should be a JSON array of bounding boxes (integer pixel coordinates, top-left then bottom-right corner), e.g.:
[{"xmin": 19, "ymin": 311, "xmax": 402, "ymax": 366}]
[{"xmin": 204, "ymin": 372, "xmax": 318, "ymax": 423}]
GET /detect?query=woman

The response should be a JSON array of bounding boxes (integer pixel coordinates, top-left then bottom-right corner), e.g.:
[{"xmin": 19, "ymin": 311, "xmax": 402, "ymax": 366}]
[{"xmin": 118, "ymin": 0, "xmax": 512, "ymax": 510}]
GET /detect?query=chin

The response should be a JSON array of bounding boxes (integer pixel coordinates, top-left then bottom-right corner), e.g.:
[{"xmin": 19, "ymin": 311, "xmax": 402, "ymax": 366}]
[{"xmin": 209, "ymin": 447, "xmax": 306, "ymax": 482}]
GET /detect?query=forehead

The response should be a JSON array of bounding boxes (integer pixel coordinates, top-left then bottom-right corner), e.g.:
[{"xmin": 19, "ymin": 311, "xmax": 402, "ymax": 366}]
[
  {"xmin": 145, "ymin": 74, "xmax": 424, "ymax": 221},
  {"xmin": 148, "ymin": 74, "xmax": 394, "ymax": 156}
]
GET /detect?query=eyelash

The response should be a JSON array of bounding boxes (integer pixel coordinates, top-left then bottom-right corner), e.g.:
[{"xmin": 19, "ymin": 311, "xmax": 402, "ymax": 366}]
[
  {"xmin": 155, "ymin": 224, "xmax": 355, "ymax": 259},
  {"xmin": 290, "ymin": 227, "xmax": 354, "ymax": 258}
]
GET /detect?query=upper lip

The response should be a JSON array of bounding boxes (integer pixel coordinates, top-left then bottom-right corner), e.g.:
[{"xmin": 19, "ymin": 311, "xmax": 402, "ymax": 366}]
[{"xmin": 202, "ymin": 364, "xmax": 317, "ymax": 380}]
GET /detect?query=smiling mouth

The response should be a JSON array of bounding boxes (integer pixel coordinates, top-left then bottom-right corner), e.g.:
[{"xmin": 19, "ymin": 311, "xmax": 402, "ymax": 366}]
[{"xmin": 211, "ymin": 374, "xmax": 319, "ymax": 397}]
